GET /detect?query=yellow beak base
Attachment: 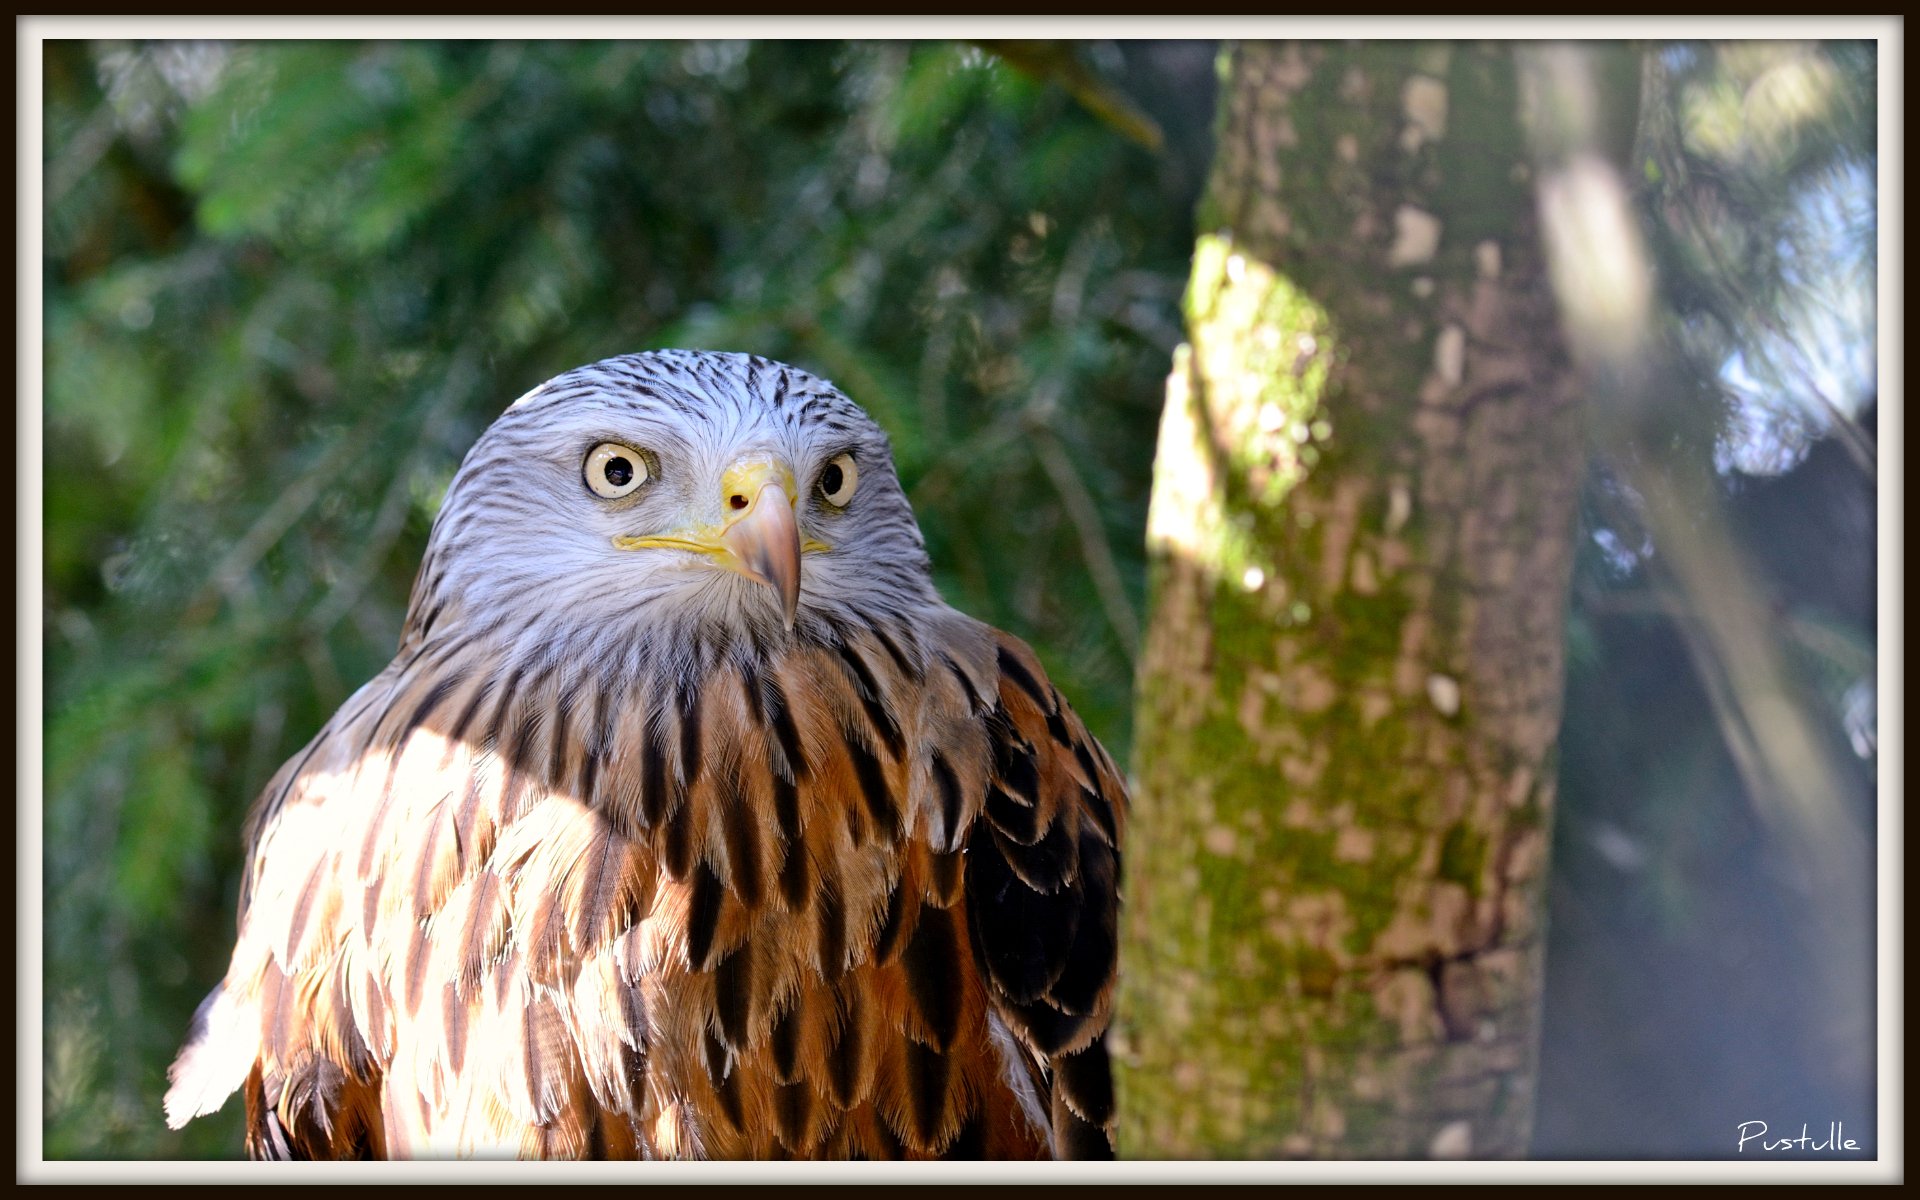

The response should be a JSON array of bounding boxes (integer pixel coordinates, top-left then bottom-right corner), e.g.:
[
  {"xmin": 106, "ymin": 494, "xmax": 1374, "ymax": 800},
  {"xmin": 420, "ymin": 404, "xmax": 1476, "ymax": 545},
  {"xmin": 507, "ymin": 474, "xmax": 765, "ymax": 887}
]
[{"xmin": 612, "ymin": 456, "xmax": 828, "ymax": 630}]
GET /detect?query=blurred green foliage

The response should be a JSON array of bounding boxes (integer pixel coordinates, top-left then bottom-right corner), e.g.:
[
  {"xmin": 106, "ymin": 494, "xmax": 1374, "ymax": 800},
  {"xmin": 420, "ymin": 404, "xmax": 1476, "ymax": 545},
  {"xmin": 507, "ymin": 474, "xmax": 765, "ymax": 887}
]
[
  {"xmin": 42, "ymin": 39, "xmax": 1204, "ymax": 1158},
  {"xmin": 40, "ymin": 37, "xmax": 1876, "ymax": 1162}
]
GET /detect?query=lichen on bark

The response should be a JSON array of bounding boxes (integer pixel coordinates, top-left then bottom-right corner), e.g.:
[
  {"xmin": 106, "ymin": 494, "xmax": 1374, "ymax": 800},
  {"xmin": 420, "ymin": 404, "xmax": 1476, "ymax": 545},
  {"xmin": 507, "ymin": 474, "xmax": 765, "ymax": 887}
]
[{"xmin": 1116, "ymin": 41, "xmax": 1583, "ymax": 1159}]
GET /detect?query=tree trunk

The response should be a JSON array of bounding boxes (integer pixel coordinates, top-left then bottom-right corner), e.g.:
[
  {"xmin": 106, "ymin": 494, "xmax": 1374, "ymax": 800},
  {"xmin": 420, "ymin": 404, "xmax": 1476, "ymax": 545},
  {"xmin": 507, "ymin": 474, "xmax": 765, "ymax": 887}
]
[{"xmin": 1116, "ymin": 41, "xmax": 1583, "ymax": 1159}]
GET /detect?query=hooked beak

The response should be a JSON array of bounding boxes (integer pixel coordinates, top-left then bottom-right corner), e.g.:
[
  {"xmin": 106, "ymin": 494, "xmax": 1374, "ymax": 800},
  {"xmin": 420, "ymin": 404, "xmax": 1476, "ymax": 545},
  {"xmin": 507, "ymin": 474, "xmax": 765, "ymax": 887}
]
[
  {"xmin": 720, "ymin": 463, "xmax": 803, "ymax": 629},
  {"xmin": 611, "ymin": 454, "xmax": 827, "ymax": 630}
]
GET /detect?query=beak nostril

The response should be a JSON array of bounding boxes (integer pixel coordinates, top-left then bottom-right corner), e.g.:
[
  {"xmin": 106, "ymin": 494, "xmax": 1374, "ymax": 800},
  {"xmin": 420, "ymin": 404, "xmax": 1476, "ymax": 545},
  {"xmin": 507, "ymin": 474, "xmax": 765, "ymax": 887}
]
[{"xmin": 728, "ymin": 494, "xmax": 749, "ymax": 511}]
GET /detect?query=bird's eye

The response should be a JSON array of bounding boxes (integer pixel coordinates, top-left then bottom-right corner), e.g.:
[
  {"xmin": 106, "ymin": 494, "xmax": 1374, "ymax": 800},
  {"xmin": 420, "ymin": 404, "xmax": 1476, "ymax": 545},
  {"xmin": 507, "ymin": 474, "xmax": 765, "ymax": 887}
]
[
  {"xmin": 584, "ymin": 443, "xmax": 648, "ymax": 499},
  {"xmin": 819, "ymin": 452, "xmax": 859, "ymax": 507}
]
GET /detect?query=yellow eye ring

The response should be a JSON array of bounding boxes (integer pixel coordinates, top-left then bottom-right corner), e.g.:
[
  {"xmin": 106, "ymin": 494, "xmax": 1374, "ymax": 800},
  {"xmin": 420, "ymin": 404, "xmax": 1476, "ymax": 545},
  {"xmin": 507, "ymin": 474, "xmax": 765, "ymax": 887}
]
[
  {"xmin": 584, "ymin": 443, "xmax": 648, "ymax": 499},
  {"xmin": 819, "ymin": 452, "xmax": 858, "ymax": 507}
]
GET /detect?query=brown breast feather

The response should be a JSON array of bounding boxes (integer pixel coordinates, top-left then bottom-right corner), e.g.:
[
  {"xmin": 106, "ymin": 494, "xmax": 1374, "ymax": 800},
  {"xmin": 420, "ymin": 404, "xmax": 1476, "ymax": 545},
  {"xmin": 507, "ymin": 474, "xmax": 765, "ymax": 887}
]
[{"xmin": 164, "ymin": 618, "xmax": 1126, "ymax": 1160}]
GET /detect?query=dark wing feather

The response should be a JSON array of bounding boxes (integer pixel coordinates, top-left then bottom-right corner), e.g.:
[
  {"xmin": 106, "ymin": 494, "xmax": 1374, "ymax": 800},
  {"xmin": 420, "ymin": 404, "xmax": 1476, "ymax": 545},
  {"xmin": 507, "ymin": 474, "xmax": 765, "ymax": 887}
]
[{"xmin": 964, "ymin": 630, "xmax": 1127, "ymax": 1159}]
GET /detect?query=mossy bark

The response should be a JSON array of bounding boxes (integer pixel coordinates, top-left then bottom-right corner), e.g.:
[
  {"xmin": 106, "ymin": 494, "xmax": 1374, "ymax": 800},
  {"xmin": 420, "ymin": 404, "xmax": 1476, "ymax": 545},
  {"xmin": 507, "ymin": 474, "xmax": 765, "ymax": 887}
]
[{"xmin": 1115, "ymin": 42, "xmax": 1583, "ymax": 1159}]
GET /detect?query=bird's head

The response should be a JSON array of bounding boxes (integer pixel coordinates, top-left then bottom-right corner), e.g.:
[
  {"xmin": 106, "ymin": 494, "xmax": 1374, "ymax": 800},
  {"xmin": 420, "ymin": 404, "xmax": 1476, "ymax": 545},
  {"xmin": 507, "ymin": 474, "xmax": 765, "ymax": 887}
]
[{"xmin": 410, "ymin": 351, "xmax": 936, "ymax": 657}]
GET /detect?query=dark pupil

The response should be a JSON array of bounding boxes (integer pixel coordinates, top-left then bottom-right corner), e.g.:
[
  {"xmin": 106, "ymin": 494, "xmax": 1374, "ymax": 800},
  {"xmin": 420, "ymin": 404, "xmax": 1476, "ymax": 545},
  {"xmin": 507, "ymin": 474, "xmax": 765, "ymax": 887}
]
[
  {"xmin": 603, "ymin": 456, "xmax": 634, "ymax": 488},
  {"xmin": 821, "ymin": 463, "xmax": 844, "ymax": 495}
]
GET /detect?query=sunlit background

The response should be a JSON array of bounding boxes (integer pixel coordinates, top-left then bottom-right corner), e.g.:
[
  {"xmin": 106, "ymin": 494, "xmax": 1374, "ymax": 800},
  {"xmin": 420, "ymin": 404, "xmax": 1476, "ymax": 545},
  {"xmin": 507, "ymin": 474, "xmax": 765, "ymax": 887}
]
[{"xmin": 39, "ymin": 39, "xmax": 1879, "ymax": 1159}]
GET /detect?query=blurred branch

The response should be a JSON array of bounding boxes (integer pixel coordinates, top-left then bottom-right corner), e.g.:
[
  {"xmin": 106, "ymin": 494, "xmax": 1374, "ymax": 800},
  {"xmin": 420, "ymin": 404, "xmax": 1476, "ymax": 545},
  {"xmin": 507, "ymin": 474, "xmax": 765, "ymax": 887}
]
[
  {"xmin": 1029, "ymin": 217, "xmax": 1138, "ymax": 662},
  {"xmin": 187, "ymin": 408, "xmax": 384, "ymax": 624},
  {"xmin": 1528, "ymin": 44, "xmax": 1866, "ymax": 842},
  {"xmin": 973, "ymin": 40, "xmax": 1165, "ymax": 153},
  {"xmin": 1524, "ymin": 43, "xmax": 1871, "ymax": 1078},
  {"xmin": 1051, "ymin": 217, "xmax": 1107, "ymax": 329},
  {"xmin": 1580, "ymin": 584, "xmax": 1877, "ymax": 681},
  {"xmin": 305, "ymin": 355, "xmax": 476, "ymax": 636},
  {"xmin": 45, "ymin": 101, "xmax": 121, "ymax": 209},
  {"xmin": 1029, "ymin": 419, "xmax": 1139, "ymax": 663},
  {"xmin": 1782, "ymin": 610, "xmax": 1877, "ymax": 681},
  {"xmin": 43, "ymin": 41, "xmax": 195, "ymax": 267}
]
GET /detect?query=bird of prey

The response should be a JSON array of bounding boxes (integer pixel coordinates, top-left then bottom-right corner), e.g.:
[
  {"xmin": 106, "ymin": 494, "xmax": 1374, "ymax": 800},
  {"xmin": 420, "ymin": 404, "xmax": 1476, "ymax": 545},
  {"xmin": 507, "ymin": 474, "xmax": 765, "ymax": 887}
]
[{"xmin": 164, "ymin": 350, "xmax": 1126, "ymax": 1160}]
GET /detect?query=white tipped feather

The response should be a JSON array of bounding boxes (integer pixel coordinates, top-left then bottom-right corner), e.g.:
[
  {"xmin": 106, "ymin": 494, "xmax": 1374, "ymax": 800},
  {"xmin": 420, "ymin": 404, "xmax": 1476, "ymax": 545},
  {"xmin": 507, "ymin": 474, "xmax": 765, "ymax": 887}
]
[{"xmin": 163, "ymin": 983, "xmax": 257, "ymax": 1129}]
